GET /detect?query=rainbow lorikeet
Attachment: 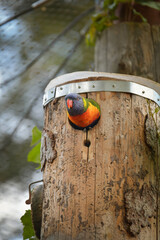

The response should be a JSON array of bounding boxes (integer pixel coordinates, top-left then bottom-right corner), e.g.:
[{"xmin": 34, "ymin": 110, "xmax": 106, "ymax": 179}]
[{"xmin": 65, "ymin": 93, "xmax": 101, "ymax": 130}]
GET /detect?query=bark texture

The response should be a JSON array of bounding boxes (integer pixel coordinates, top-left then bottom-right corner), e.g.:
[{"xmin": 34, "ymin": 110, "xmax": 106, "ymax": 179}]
[{"xmin": 95, "ymin": 23, "xmax": 160, "ymax": 83}]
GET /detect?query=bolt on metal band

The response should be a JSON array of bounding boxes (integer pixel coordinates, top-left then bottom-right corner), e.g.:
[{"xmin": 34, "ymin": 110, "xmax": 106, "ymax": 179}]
[{"xmin": 43, "ymin": 80, "xmax": 160, "ymax": 107}]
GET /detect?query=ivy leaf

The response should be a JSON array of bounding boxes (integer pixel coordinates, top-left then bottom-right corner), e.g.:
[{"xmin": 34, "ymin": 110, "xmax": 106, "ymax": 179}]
[
  {"xmin": 137, "ymin": 1, "xmax": 160, "ymax": 11},
  {"xmin": 27, "ymin": 126, "xmax": 41, "ymax": 168},
  {"xmin": 21, "ymin": 210, "xmax": 37, "ymax": 240},
  {"xmin": 31, "ymin": 126, "xmax": 41, "ymax": 146},
  {"xmin": 28, "ymin": 142, "xmax": 41, "ymax": 167}
]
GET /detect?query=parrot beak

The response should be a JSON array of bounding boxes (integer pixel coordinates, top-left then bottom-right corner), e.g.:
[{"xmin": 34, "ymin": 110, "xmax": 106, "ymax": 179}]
[{"xmin": 67, "ymin": 99, "xmax": 73, "ymax": 109}]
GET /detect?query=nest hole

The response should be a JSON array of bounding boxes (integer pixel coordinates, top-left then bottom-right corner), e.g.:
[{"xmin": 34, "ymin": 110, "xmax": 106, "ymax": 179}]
[{"xmin": 84, "ymin": 139, "xmax": 91, "ymax": 147}]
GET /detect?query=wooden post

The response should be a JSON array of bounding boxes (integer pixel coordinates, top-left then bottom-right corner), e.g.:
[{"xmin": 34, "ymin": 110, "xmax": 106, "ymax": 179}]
[
  {"xmin": 95, "ymin": 22, "xmax": 160, "ymax": 84},
  {"xmin": 41, "ymin": 72, "xmax": 160, "ymax": 240}
]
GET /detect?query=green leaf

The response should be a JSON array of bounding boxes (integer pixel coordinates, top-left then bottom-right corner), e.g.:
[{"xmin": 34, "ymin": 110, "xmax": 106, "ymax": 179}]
[
  {"xmin": 31, "ymin": 126, "xmax": 41, "ymax": 146},
  {"xmin": 85, "ymin": 23, "xmax": 97, "ymax": 46},
  {"xmin": 21, "ymin": 210, "xmax": 36, "ymax": 240},
  {"xmin": 103, "ymin": 0, "xmax": 112, "ymax": 9},
  {"xmin": 137, "ymin": 1, "xmax": 160, "ymax": 11},
  {"xmin": 133, "ymin": 8, "xmax": 147, "ymax": 22},
  {"xmin": 104, "ymin": 1, "xmax": 116, "ymax": 10},
  {"xmin": 28, "ymin": 142, "xmax": 41, "ymax": 167}
]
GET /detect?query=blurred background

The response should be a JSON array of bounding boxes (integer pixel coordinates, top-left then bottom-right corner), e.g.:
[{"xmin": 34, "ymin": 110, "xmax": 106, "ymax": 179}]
[{"xmin": 0, "ymin": 0, "xmax": 94, "ymax": 239}]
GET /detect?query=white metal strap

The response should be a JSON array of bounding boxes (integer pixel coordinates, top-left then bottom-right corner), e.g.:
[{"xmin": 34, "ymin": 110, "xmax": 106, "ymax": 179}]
[{"xmin": 43, "ymin": 80, "xmax": 160, "ymax": 107}]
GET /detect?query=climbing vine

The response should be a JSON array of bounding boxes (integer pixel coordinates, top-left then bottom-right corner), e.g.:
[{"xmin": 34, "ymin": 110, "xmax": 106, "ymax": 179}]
[
  {"xmin": 21, "ymin": 126, "xmax": 42, "ymax": 239},
  {"xmin": 86, "ymin": 0, "xmax": 160, "ymax": 45}
]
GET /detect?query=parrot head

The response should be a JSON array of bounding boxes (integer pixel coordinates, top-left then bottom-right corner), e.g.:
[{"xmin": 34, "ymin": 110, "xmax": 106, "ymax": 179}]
[{"xmin": 65, "ymin": 93, "xmax": 85, "ymax": 116}]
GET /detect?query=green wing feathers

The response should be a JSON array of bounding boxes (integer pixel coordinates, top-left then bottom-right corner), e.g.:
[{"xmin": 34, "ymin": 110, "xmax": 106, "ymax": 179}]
[
  {"xmin": 87, "ymin": 98, "xmax": 101, "ymax": 113},
  {"xmin": 82, "ymin": 97, "xmax": 101, "ymax": 113}
]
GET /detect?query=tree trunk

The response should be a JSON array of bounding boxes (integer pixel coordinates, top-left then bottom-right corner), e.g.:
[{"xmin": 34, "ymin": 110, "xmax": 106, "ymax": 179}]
[
  {"xmin": 40, "ymin": 22, "xmax": 160, "ymax": 240},
  {"xmin": 95, "ymin": 22, "xmax": 160, "ymax": 83},
  {"xmin": 41, "ymin": 78, "xmax": 160, "ymax": 240}
]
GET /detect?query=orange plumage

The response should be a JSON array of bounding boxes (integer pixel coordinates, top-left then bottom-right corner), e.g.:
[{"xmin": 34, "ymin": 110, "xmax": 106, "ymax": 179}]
[{"xmin": 65, "ymin": 93, "xmax": 101, "ymax": 130}]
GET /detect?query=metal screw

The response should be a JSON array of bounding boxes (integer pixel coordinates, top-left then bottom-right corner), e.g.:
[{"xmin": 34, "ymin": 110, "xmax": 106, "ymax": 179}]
[
  {"xmin": 78, "ymin": 86, "xmax": 81, "ymax": 89},
  {"xmin": 92, "ymin": 85, "xmax": 95, "ymax": 88},
  {"xmin": 51, "ymin": 91, "xmax": 53, "ymax": 94},
  {"xmin": 142, "ymin": 90, "xmax": 145, "ymax": 94},
  {"xmin": 60, "ymin": 87, "xmax": 63, "ymax": 90},
  {"xmin": 112, "ymin": 84, "xmax": 116, "ymax": 88}
]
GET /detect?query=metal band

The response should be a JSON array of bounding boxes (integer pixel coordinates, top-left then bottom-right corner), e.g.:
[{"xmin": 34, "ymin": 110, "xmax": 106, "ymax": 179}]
[{"xmin": 43, "ymin": 80, "xmax": 160, "ymax": 106}]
